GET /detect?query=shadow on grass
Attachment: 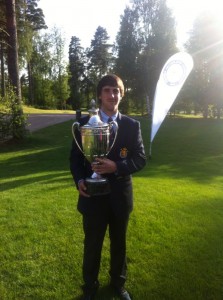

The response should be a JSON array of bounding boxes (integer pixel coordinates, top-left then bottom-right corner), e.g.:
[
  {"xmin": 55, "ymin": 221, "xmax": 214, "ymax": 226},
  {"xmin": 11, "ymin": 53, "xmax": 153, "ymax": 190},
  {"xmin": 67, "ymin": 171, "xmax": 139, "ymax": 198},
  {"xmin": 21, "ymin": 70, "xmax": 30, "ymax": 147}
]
[
  {"xmin": 0, "ymin": 121, "xmax": 74, "ymax": 191},
  {"xmin": 0, "ymin": 170, "xmax": 71, "ymax": 192},
  {"xmin": 1, "ymin": 118, "xmax": 223, "ymax": 191},
  {"xmin": 73, "ymin": 285, "xmax": 125, "ymax": 300}
]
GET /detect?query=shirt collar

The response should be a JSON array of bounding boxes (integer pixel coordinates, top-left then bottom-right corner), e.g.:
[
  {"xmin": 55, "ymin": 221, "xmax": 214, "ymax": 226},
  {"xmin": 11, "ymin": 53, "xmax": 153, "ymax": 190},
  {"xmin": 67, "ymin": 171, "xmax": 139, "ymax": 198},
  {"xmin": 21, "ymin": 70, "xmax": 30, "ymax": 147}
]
[{"xmin": 99, "ymin": 110, "xmax": 118, "ymax": 123}]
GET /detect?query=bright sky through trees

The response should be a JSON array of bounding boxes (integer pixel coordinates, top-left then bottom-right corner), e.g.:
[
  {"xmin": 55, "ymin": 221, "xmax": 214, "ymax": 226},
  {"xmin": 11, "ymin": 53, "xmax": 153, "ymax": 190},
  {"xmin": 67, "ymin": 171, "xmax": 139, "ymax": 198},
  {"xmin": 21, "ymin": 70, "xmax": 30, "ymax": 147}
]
[{"xmin": 39, "ymin": 0, "xmax": 223, "ymax": 49}]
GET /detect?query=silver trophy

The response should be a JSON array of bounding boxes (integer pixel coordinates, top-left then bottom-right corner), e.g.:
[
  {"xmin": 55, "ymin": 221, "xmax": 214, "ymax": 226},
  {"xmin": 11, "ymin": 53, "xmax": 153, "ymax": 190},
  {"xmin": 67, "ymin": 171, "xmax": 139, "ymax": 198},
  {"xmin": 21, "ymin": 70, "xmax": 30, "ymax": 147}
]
[{"xmin": 72, "ymin": 99, "xmax": 118, "ymax": 196}]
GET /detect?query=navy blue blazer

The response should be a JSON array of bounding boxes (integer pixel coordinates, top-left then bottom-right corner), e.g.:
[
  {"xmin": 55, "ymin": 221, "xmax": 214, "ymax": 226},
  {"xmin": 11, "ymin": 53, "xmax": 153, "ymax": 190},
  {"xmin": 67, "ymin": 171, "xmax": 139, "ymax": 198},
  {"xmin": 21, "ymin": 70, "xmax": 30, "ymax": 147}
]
[{"xmin": 70, "ymin": 112, "xmax": 146, "ymax": 216}]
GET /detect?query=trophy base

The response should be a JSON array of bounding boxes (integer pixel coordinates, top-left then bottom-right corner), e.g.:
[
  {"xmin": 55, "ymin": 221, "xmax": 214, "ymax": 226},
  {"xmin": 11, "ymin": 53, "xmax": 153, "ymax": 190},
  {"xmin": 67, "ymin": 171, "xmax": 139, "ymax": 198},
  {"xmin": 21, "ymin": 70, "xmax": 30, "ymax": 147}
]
[{"xmin": 85, "ymin": 178, "xmax": 111, "ymax": 196}]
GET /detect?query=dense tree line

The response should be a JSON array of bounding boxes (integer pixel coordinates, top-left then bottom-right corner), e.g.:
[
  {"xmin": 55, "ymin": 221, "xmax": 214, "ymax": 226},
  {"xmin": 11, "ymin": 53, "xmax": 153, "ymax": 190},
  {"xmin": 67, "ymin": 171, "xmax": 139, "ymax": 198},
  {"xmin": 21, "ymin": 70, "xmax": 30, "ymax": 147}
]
[
  {"xmin": 0, "ymin": 0, "xmax": 223, "ymax": 139},
  {"xmin": 68, "ymin": 0, "xmax": 178, "ymax": 113},
  {"xmin": 0, "ymin": 0, "xmax": 177, "ymax": 115}
]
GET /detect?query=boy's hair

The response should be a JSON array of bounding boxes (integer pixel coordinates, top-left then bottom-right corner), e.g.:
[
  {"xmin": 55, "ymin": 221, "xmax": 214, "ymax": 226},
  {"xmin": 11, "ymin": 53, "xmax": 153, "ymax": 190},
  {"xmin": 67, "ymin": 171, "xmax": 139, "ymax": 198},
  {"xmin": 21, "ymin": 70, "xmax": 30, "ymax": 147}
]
[{"xmin": 97, "ymin": 74, "xmax": 125, "ymax": 99}]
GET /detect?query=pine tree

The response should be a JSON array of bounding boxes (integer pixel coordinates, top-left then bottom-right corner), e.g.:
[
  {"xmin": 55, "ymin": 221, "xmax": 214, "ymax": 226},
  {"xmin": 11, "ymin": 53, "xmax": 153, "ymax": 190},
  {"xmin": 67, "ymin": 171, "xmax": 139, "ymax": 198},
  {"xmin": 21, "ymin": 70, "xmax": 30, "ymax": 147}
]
[
  {"xmin": 115, "ymin": 7, "xmax": 139, "ymax": 113},
  {"xmin": 68, "ymin": 36, "xmax": 85, "ymax": 110},
  {"xmin": 87, "ymin": 26, "xmax": 113, "ymax": 80}
]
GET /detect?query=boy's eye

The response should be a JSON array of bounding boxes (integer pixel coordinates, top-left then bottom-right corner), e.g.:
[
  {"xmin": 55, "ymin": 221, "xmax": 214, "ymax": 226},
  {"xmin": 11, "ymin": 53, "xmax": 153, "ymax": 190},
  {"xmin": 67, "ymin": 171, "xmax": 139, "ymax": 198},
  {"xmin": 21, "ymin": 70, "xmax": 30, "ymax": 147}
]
[
  {"xmin": 113, "ymin": 88, "xmax": 120, "ymax": 94},
  {"xmin": 103, "ymin": 88, "xmax": 120, "ymax": 94}
]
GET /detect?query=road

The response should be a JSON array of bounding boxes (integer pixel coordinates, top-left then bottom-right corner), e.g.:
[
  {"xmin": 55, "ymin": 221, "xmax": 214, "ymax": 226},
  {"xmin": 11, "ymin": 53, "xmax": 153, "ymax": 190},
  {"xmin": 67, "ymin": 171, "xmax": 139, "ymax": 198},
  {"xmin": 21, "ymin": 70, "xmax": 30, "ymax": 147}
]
[{"xmin": 27, "ymin": 113, "xmax": 76, "ymax": 132}]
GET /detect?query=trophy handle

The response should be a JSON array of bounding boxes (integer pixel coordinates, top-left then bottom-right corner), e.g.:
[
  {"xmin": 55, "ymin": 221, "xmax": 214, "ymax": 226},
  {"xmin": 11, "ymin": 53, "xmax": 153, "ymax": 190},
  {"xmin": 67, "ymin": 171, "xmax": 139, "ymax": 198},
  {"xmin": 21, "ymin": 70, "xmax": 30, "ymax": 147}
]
[
  {"xmin": 72, "ymin": 122, "xmax": 84, "ymax": 154},
  {"xmin": 107, "ymin": 120, "xmax": 118, "ymax": 155}
]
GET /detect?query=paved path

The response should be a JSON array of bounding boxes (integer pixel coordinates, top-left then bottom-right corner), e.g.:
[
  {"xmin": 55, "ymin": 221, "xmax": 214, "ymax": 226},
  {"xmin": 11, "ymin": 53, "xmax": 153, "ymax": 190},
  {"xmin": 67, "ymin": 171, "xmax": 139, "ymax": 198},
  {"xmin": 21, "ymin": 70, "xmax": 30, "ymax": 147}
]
[{"xmin": 27, "ymin": 113, "xmax": 76, "ymax": 132}]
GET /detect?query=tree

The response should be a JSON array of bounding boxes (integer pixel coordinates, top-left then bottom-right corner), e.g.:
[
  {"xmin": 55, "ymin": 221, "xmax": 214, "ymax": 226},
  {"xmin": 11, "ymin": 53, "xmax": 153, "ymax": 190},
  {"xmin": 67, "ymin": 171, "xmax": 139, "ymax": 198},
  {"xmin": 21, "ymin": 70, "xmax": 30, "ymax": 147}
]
[
  {"xmin": 87, "ymin": 26, "xmax": 113, "ymax": 80},
  {"xmin": 132, "ymin": 0, "xmax": 177, "ymax": 109},
  {"xmin": 0, "ymin": 1, "xmax": 8, "ymax": 97},
  {"xmin": 0, "ymin": 0, "xmax": 28, "ymax": 140},
  {"xmin": 115, "ymin": 7, "xmax": 139, "ymax": 113},
  {"xmin": 185, "ymin": 10, "xmax": 223, "ymax": 118},
  {"xmin": 17, "ymin": 0, "xmax": 47, "ymax": 105},
  {"xmin": 114, "ymin": 0, "xmax": 177, "ymax": 114},
  {"xmin": 21, "ymin": 26, "xmax": 68, "ymax": 109},
  {"xmin": 30, "ymin": 32, "xmax": 53, "ymax": 108},
  {"xmin": 68, "ymin": 36, "xmax": 85, "ymax": 110},
  {"xmin": 0, "ymin": 26, "xmax": 8, "ymax": 97},
  {"xmin": 49, "ymin": 26, "xmax": 69, "ymax": 109},
  {"xmin": 5, "ymin": 0, "xmax": 21, "ymax": 100}
]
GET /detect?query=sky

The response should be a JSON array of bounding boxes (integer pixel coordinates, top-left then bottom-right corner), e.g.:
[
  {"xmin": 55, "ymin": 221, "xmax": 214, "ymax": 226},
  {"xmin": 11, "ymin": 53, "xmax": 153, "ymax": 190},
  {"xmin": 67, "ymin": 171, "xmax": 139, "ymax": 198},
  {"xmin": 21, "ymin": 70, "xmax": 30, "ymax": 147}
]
[{"xmin": 38, "ymin": 0, "xmax": 222, "ymax": 51}]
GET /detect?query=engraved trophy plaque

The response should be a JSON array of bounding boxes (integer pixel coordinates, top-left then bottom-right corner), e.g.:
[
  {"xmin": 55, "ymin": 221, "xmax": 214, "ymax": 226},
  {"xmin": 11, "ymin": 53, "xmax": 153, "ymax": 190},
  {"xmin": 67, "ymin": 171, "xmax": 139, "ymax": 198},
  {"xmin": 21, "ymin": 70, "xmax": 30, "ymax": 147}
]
[{"xmin": 72, "ymin": 99, "xmax": 118, "ymax": 196}]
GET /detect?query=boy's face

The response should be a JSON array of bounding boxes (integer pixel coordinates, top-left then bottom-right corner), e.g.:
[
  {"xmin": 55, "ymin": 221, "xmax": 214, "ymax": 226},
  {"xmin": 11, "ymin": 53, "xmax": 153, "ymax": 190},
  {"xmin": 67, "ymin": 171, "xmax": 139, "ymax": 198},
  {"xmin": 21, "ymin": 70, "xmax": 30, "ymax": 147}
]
[{"xmin": 99, "ymin": 85, "xmax": 122, "ymax": 114}]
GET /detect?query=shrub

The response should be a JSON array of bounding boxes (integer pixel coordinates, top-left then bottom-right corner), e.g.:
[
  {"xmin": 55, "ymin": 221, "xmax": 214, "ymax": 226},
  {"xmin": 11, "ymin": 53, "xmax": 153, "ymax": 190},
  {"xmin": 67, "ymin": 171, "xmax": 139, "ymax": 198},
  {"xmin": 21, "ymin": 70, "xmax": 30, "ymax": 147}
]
[{"xmin": 0, "ymin": 87, "xmax": 28, "ymax": 141}]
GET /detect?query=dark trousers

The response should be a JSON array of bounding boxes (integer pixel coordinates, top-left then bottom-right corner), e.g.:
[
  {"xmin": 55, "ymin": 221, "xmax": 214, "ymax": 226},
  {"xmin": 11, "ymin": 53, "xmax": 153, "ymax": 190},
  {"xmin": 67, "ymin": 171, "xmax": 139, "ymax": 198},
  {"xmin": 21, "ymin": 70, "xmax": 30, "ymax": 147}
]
[{"xmin": 82, "ymin": 210, "xmax": 129, "ymax": 291}]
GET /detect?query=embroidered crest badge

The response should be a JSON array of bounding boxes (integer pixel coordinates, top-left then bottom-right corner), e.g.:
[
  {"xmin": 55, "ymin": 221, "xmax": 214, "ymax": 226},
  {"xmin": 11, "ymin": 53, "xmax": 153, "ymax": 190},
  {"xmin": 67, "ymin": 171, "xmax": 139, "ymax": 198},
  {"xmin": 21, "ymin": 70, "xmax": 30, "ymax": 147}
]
[{"xmin": 120, "ymin": 147, "xmax": 128, "ymax": 158}]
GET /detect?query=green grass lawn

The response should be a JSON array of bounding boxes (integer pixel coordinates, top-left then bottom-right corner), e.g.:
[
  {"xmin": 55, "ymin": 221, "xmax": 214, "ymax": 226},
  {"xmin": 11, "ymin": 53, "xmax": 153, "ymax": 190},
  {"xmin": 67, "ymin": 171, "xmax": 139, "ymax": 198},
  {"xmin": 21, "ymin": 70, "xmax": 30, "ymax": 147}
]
[
  {"xmin": 1, "ymin": 117, "xmax": 223, "ymax": 299},
  {"xmin": 22, "ymin": 105, "xmax": 75, "ymax": 114}
]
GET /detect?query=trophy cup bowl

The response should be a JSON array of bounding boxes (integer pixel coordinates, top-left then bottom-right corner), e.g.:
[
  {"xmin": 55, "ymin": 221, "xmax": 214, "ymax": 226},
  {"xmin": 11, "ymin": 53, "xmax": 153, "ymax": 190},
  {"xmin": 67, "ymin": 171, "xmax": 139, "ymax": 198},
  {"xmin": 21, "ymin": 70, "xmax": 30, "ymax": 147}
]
[{"xmin": 72, "ymin": 110, "xmax": 118, "ymax": 196}]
